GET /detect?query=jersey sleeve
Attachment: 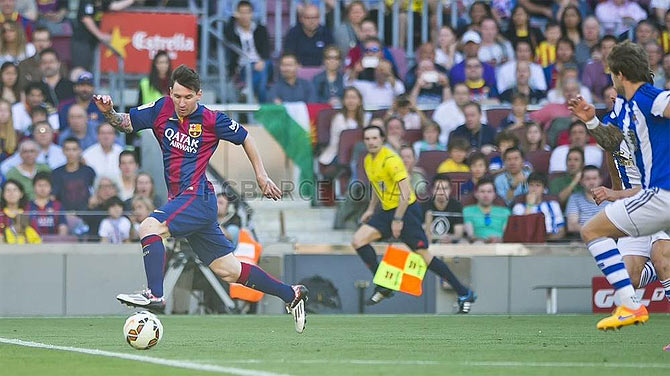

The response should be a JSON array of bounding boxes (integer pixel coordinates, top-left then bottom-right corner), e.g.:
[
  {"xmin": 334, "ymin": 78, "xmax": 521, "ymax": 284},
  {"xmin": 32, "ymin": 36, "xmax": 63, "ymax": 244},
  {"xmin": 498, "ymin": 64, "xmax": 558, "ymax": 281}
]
[
  {"xmin": 129, "ymin": 97, "xmax": 165, "ymax": 132},
  {"xmin": 215, "ymin": 112, "xmax": 248, "ymax": 145},
  {"xmin": 650, "ymin": 90, "xmax": 670, "ymax": 117},
  {"xmin": 386, "ymin": 155, "xmax": 408, "ymax": 183}
]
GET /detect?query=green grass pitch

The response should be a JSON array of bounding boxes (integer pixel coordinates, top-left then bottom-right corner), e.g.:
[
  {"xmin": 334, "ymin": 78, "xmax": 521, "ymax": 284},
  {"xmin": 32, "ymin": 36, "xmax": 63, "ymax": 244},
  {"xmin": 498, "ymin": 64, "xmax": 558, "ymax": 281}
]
[{"xmin": 1, "ymin": 314, "xmax": 669, "ymax": 376}]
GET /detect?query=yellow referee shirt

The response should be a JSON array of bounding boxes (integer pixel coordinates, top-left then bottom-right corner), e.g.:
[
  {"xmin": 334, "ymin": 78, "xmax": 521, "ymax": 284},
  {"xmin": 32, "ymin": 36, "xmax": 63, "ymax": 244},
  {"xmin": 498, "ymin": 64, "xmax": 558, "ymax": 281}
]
[{"xmin": 364, "ymin": 146, "xmax": 417, "ymax": 210}]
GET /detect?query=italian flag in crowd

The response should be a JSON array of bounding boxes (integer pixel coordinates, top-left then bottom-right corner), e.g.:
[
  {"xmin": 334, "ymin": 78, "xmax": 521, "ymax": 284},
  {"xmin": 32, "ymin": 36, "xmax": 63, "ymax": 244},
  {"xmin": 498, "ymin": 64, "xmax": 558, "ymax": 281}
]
[{"xmin": 255, "ymin": 103, "xmax": 330, "ymax": 198}]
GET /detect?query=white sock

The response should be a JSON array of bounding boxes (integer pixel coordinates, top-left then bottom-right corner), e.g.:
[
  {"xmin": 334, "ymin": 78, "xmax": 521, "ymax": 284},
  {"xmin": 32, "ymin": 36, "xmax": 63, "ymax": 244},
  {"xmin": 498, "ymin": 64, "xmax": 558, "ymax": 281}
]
[
  {"xmin": 588, "ymin": 238, "xmax": 641, "ymax": 309},
  {"xmin": 639, "ymin": 260, "xmax": 658, "ymax": 287}
]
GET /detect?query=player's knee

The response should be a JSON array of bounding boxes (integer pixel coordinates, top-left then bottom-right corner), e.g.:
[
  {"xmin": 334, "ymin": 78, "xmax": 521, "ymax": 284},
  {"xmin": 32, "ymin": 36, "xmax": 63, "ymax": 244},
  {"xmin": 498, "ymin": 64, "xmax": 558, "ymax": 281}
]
[
  {"xmin": 579, "ymin": 223, "xmax": 598, "ymax": 244},
  {"xmin": 139, "ymin": 217, "xmax": 163, "ymax": 239},
  {"xmin": 210, "ymin": 257, "xmax": 241, "ymax": 283},
  {"xmin": 351, "ymin": 233, "xmax": 365, "ymax": 249}
]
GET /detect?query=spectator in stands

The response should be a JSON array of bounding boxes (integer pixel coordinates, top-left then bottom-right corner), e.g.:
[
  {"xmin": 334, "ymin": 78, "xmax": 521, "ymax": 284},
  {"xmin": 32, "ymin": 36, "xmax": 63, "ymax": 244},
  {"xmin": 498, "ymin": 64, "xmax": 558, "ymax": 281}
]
[
  {"xmin": 349, "ymin": 35, "xmax": 400, "ymax": 81},
  {"xmin": 432, "ymin": 83, "xmax": 488, "ymax": 146},
  {"xmin": 575, "ymin": 16, "xmax": 600, "ymax": 68},
  {"xmin": 521, "ymin": 122, "xmax": 551, "ymax": 153},
  {"xmin": 0, "ymin": 98, "xmax": 15, "ymax": 161},
  {"xmin": 464, "ymin": 177, "xmax": 511, "ymax": 243},
  {"xmin": 36, "ymin": 48, "xmax": 72, "ymax": 106},
  {"xmin": 283, "ymin": 4, "xmax": 333, "ymax": 67},
  {"xmin": 559, "ymin": 5, "xmax": 582, "ymax": 46},
  {"xmin": 499, "ymin": 61, "xmax": 546, "ymax": 105},
  {"xmin": 98, "ymin": 196, "xmax": 130, "ymax": 243},
  {"xmin": 424, "ymin": 173, "xmax": 465, "ymax": 244},
  {"xmin": 581, "ymin": 35, "xmax": 617, "ymax": 103},
  {"xmin": 26, "ymin": 171, "xmax": 67, "ymax": 236},
  {"xmin": 35, "ymin": 0, "xmax": 68, "ymax": 35},
  {"xmin": 457, "ymin": 0, "xmax": 492, "ymax": 35},
  {"xmin": 504, "ymin": 5, "xmax": 542, "ymax": 51},
  {"xmin": 550, "ymin": 146, "xmax": 585, "ymax": 207},
  {"xmin": 437, "ymin": 137, "xmax": 470, "ymax": 173},
  {"xmin": 31, "ymin": 121, "xmax": 65, "ymax": 170},
  {"xmin": 489, "ymin": 131, "xmax": 520, "ymax": 172},
  {"xmin": 535, "ymin": 21, "xmax": 561, "ymax": 69},
  {"xmin": 130, "ymin": 195, "xmax": 154, "ymax": 241},
  {"xmin": 385, "ymin": 94, "xmax": 423, "ymax": 130},
  {"xmin": 127, "ymin": 171, "xmax": 162, "ymax": 209},
  {"xmin": 450, "ymin": 31, "xmax": 496, "ymax": 91},
  {"xmin": 500, "ymin": 94, "xmax": 532, "ymax": 130},
  {"xmin": 529, "ymin": 79, "xmax": 579, "ymax": 130},
  {"xmin": 58, "ymin": 71, "xmax": 103, "ymax": 131},
  {"xmin": 267, "ymin": 53, "xmax": 315, "ymax": 104},
  {"xmin": 406, "ymin": 43, "xmax": 449, "ymax": 91},
  {"xmin": 547, "ymin": 66, "xmax": 593, "ymax": 104},
  {"xmin": 549, "ymin": 120, "xmax": 602, "ymax": 173},
  {"xmin": 349, "ymin": 48, "xmax": 405, "ymax": 107},
  {"xmin": 435, "ymin": 25, "xmax": 463, "ymax": 71},
  {"xmin": 0, "ymin": 179, "xmax": 42, "ymax": 244},
  {"xmin": 58, "ymin": 104, "xmax": 97, "ymax": 150},
  {"xmin": 217, "ymin": 192, "xmax": 241, "ymax": 245},
  {"xmin": 596, "ymin": 0, "xmax": 647, "ymax": 36},
  {"xmin": 566, "ymin": 165, "xmax": 609, "ymax": 234},
  {"xmin": 318, "ymin": 86, "xmax": 365, "ymax": 166},
  {"xmin": 117, "ymin": 150, "xmax": 137, "ymax": 201},
  {"xmin": 72, "ymin": 0, "xmax": 136, "ymax": 71},
  {"xmin": 224, "ymin": 1, "xmax": 271, "ymax": 103},
  {"xmin": 313, "ymin": 45, "xmax": 344, "ymax": 105},
  {"xmin": 512, "ymin": 172, "xmax": 566, "ymax": 239},
  {"xmin": 0, "ymin": 20, "xmax": 34, "ymax": 64},
  {"xmin": 0, "ymin": 0, "xmax": 33, "ymax": 38},
  {"xmin": 478, "ymin": 17, "xmax": 514, "ymax": 68},
  {"xmin": 345, "ymin": 19, "xmax": 396, "ymax": 73},
  {"xmin": 413, "ymin": 120, "xmax": 446, "ymax": 156},
  {"xmin": 460, "ymin": 152, "xmax": 489, "ymax": 197},
  {"xmin": 0, "ymin": 61, "xmax": 19, "ymax": 103},
  {"xmin": 653, "ymin": 0, "xmax": 670, "ymax": 23},
  {"xmin": 497, "ymin": 40, "xmax": 548, "ymax": 94},
  {"xmin": 383, "ymin": 116, "xmax": 406, "ymax": 152},
  {"xmin": 137, "ymin": 51, "xmax": 171, "ymax": 106},
  {"xmin": 12, "ymin": 82, "xmax": 57, "ymax": 135},
  {"xmin": 82, "ymin": 123, "xmax": 123, "ymax": 180},
  {"xmin": 86, "ymin": 176, "xmax": 118, "ymax": 237},
  {"xmin": 17, "ymin": 26, "xmax": 52, "ymax": 88},
  {"xmin": 450, "ymin": 101, "xmax": 496, "ymax": 152},
  {"xmin": 399, "ymin": 145, "xmax": 428, "ymax": 198},
  {"xmin": 409, "ymin": 58, "xmax": 450, "ymax": 105},
  {"xmin": 495, "ymin": 147, "xmax": 530, "ymax": 206},
  {"xmin": 646, "ymin": 42, "xmax": 665, "ymax": 88},
  {"xmin": 661, "ymin": 13, "xmax": 670, "ymax": 53},
  {"xmin": 51, "ymin": 137, "xmax": 96, "ymax": 211},
  {"xmin": 333, "ymin": 0, "xmax": 366, "ymax": 55},
  {"xmin": 463, "ymin": 57, "xmax": 498, "ymax": 103},
  {"xmin": 5, "ymin": 139, "xmax": 50, "ymax": 200},
  {"xmin": 544, "ymin": 38, "xmax": 577, "ymax": 90},
  {"xmin": 663, "ymin": 54, "xmax": 670, "ymax": 90}
]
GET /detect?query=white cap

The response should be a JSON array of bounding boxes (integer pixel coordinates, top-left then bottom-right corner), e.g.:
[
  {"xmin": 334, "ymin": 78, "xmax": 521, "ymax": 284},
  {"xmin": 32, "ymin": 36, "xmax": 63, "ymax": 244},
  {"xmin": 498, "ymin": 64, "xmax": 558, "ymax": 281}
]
[{"xmin": 461, "ymin": 30, "xmax": 482, "ymax": 45}]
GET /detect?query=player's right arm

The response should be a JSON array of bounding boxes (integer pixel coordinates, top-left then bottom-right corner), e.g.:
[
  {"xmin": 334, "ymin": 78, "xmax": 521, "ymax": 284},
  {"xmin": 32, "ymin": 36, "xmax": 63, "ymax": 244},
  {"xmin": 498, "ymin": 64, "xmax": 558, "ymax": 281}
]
[
  {"xmin": 93, "ymin": 95, "xmax": 133, "ymax": 133},
  {"xmin": 567, "ymin": 95, "xmax": 623, "ymax": 152}
]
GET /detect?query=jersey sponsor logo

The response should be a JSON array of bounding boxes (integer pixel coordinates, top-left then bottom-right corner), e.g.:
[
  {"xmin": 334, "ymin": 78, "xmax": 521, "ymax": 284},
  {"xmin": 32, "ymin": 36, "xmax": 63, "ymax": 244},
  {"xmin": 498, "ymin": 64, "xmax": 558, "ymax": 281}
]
[
  {"xmin": 188, "ymin": 123, "xmax": 202, "ymax": 138},
  {"xmin": 229, "ymin": 120, "xmax": 240, "ymax": 133},
  {"xmin": 164, "ymin": 127, "xmax": 200, "ymax": 153}
]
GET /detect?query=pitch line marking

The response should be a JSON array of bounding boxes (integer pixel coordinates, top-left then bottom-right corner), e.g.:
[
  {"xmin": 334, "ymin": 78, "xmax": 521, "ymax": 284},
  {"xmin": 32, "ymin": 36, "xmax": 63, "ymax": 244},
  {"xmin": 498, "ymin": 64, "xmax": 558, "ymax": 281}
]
[{"xmin": 0, "ymin": 337, "xmax": 291, "ymax": 376}]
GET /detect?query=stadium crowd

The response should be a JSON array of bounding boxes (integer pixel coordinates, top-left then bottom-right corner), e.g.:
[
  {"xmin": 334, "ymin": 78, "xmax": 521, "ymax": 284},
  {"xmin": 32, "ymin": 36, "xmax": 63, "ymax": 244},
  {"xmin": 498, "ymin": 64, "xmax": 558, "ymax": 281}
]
[{"xmin": 0, "ymin": 0, "xmax": 665, "ymax": 245}]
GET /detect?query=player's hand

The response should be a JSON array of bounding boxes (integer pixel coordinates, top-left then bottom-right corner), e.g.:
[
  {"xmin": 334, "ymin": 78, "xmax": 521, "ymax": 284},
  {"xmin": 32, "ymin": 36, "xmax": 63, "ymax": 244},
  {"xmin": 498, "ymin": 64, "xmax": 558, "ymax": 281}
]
[
  {"xmin": 391, "ymin": 219, "xmax": 403, "ymax": 238},
  {"xmin": 567, "ymin": 95, "xmax": 596, "ymax": 122},
  {"xmin": 592, "ymin": 186, "xmax": 618, "ymax": 205},
  {"xmin": 257, "ymin": 174, "xmax": 282, "ymax": 200},
  {"xmin": 93, "ymin": 95, "xmax": 114, "ymax": 113},
  {"xmin": 360, "ymin": 210, "xmax": 374, "ymax": 223}
]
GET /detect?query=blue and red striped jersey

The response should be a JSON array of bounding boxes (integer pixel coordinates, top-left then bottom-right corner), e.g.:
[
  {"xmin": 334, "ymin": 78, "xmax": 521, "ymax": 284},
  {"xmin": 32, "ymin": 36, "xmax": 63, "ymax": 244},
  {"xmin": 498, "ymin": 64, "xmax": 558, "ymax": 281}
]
[
  {"xmin": 26, "ymin": 200, "xmax": 66, "ymax": 235},
  {"xmin": 129, "ymin": 97, "xmax": 248, "ymax": 200}
]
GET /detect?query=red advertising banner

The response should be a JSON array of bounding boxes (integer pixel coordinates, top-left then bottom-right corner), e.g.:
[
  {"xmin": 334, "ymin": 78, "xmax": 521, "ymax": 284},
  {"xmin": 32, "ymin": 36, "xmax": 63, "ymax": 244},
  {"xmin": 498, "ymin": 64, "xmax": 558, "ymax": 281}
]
[
  {"xmin": 99, "ymin": 12, "xmax": 198, "ymax": 74},
  {"xmin": 592, "ymin": 276, "xmax": 670, "ymax": 313}
]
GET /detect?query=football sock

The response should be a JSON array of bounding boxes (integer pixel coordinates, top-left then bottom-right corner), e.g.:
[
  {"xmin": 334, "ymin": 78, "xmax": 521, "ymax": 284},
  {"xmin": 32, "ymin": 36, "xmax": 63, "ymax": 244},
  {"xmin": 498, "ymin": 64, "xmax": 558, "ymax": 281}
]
[
  {"xmin": 141, "ymin": 235, "xmax": 166, "ymax": 298},
  {"xmin": 237, "ymin": 262, "xmax": 294, "ymax": 303},
  {"xmin": 661, "ymin": 279, "xmax": 670, "ymax": 303},
  {"xmin": 638, "ymin": 260, "xmax": 658, "ymax": 288},
  {"xmin": 356, "ymin": 244, "xmax": 379, "ymax": 276},
  {"xmin": 427, "ymin": 257, "xmax": 469, "ymax": 296},
  {"xmin": 588, "ymin": 237, "xmax": 641, "ymax": 309}
]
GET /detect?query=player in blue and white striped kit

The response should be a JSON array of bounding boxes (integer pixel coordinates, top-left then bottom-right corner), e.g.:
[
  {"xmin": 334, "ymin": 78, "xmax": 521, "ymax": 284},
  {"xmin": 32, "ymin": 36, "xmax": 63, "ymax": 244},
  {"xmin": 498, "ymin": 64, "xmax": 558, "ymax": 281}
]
[{"xmin": 569, "ymin": 41, "xmax": 670, "ymax": 330}]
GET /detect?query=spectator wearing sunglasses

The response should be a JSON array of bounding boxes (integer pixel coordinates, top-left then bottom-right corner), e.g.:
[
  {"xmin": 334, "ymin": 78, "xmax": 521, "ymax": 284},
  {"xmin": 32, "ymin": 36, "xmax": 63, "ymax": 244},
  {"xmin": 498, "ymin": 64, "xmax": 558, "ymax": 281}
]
[{"xmin": 463, "ymin": 177, "xmax": 510, "ymax": 243}]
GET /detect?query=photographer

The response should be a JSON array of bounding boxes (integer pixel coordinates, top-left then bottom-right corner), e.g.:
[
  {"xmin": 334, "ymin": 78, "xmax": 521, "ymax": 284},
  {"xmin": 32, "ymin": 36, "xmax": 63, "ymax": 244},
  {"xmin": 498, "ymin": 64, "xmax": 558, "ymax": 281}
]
[
  {"xmin": 409, "ymin": 59, "xmax": 450, "ymax": 106},
  {"xmin": 347, "ymin": 37, "xmax": 404, "ymax": 108}
]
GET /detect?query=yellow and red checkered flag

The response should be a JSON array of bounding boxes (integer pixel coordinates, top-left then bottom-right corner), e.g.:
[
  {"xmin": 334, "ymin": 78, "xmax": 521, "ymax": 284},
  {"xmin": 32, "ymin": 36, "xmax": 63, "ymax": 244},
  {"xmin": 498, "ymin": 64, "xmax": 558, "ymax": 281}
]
[{"xmin": 373, "ymin": 245, "xmax": 427, "ymax": 296}]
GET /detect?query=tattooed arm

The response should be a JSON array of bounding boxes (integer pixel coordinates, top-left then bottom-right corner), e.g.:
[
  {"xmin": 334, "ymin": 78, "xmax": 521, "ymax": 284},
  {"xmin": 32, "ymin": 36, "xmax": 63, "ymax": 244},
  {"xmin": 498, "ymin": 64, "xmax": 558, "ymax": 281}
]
[
  {"xmin": 567, "ymin": 95, "xmax": 623, "ymax": 152},
  {"xmin": 93, "ymin": 95, "xmax": 134, "ymax": 133}
]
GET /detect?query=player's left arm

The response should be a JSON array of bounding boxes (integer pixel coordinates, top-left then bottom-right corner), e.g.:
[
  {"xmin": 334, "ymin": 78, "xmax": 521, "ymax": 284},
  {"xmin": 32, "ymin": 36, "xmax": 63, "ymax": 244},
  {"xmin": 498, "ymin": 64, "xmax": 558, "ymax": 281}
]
[
  {"xmin": 93, "ymin": 95, "xmax": 133, "ymax": 133},
  {"xmin": 567, "ymin": 95, "xmax": 623, "ymax": 152},
  {"xmin": 242, "ymin": 135, "xmax": 282, "ymax": 200}
]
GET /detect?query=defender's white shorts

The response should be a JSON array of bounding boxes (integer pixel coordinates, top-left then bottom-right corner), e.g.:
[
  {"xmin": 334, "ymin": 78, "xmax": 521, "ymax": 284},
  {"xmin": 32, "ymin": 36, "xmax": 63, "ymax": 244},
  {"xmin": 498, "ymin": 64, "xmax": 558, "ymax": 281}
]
[
  {"xmin": 617, "ymin": 232, "xmax": 670, "ymax": 258},
  {"xmin": 605, "ymin": 187, "xmax": 670, "ymax": 238}
]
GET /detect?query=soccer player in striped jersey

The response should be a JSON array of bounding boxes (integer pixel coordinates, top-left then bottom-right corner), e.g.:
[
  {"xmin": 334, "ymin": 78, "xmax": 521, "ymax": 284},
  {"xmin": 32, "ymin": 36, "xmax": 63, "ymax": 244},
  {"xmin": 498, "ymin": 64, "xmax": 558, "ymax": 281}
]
[
  {"xmin": 93, "ymin": 65, "xmax": 308, "ymax": 333},
  {"xmin": 569, "ymin": 40, "xmax": 670, "ymax": 330}
]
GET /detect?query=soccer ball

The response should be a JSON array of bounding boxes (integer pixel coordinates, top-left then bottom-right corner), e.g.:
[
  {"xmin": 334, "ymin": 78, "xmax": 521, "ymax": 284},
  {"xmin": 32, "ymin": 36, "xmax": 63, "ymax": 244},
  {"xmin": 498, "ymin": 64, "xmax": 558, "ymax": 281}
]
[{"xmin": 123, "ymin": 311, "xmax": 163, "ymax": 350}]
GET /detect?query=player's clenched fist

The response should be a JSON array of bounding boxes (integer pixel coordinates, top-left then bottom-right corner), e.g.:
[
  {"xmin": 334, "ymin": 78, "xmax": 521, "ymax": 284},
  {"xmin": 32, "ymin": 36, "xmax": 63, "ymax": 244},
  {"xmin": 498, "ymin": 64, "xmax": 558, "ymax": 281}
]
[
  {"xmin": 591, "ymin": 186, "xmax": 617, "ymax": 205},
  {"xmin": 93, "ymin": 95, "xmax": 114, "ymax": 113}
]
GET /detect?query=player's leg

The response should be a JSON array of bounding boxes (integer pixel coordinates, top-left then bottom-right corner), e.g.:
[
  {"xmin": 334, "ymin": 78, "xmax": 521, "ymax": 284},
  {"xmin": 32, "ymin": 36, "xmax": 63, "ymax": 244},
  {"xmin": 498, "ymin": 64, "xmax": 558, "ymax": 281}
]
[
  {"xmin": 650, "ymin": 237, "xmax": 670, "ymax": 303},
  {"xmin": 618, "ymin": 236, "xmax": 654, "ymax": 288},
  {"xmin": 351, "ymin": 224, "xmax": 383, "ymax": 275},
  {"xmin": 623, "ymin": 256, "xmax": 649, "ymax": 288}
]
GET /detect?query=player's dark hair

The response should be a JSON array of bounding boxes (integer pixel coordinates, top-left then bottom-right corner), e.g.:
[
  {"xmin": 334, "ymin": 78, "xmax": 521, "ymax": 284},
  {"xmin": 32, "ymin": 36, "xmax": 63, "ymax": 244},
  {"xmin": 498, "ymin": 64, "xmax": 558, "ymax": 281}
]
[
  {"xmin": 433, "ymin": 172, "xmax": 452, "ymax": 185},
  {"xmin": 38, "ymin": 47, "xmax": 59, "ymax": 61},
  {"xmin": 582, "ymin": 164, "xmax": 600, "ymax": 175},
  {"xmin": 503, "ymin": 146, "xmax": 524, "ymax": 160},
  {"xmin": 171, "ymin": 64, "xmax": 201, "ymax": 92},
  {"xmin": 475, "ymin": 176, "xmax": 495, "ymax": 191},
  {"xmin": 567, "ymin": 146, "xmax": 585, "ymax": 164},
  {"xmin": 607, "ymin": 40, "xmax": 652, "ymax": 84},
  {"xmin": 24, "ymin": 82, "xmax": 44, "ymax": 96},
  {"xmin": 119, "ymin": 150, "xmax": 138, "ymax": 165},
  {"xmin": 527, "ymin": 172, "xmax": 547, "ymax": 187},
  {"xmin": 104, "ymin": 196, "xmax": 124, "ymax": 210},
  {"xmin": 149, "ymin": 50, "xmax": 172, "ymax": 94},
  {"xmin": 362, "ymin": 125, "xmax": 385, "ymax": 139},
  {"xmin": 63, "ymin": 137, "xmax": 81, "ymax": 148},
  {"xmin": 1, "ymin": 179, "xmax": 27, "ymax": 209},
  {"xmin": 468, "ymin": 151, "xmax": 489, "ymax": 169},
  {"xmin": 237, "ymin": 0, "xmax": 253, "ymax": 10},
  {"xmin": 32, "ymin": 171, "xmax": 51, "ymax": 186}
]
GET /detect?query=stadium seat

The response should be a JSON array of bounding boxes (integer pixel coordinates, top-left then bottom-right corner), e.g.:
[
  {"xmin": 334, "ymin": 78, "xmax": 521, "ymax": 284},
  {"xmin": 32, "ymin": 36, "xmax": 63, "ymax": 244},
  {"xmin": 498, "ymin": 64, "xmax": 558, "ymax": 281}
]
[
  {"xmin": 388, "ymin": 47, "xmax": 408, "ymax": 81},
  {"xmin": 297, "ymin": 67, "xmax": 324, "ymax": 81},
  {"xmin": 526, "ymin": 150, "xmax": 551, "ymax": 174},
  {"xmin": 337, "ymin": 129, "xmax": 363, "ymax": 166},
  {"xmin": 316, "ymin": 108, "xmax": 338, "ymax": 152},
  {"xmin": 503, "ymin": 213, "xmax": 547, "ymax": 243},
  {"xmin": 445, "ymin": 172, "xmax": 472, "ymax": 200},
  {"xmin": 405, "ymin": 129, "xmax": 422, "ymax": 145},
  {"xmin": 417, "ymin": 150, "xmax": 449, "ymax": 182},
  {"xmin": 486, "ymin": 108, "xmax": 510, "ymax": 129}
]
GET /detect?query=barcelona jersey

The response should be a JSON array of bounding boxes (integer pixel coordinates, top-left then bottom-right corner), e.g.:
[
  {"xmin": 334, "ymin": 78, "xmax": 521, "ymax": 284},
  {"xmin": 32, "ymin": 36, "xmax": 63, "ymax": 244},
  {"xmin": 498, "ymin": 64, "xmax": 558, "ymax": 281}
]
[{"xmin": 129, "ymin": 96, "xmax": 248, "ymax": 200}]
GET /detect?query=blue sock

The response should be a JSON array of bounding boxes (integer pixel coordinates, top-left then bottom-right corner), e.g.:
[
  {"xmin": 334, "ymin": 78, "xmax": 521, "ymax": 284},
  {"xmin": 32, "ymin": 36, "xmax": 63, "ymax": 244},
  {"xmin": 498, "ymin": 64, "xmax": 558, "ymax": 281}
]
[
  {"xmin": 427, "ymin": 257, "xmax": 469, "ymax": 296},
  {"xmin": 356, "ymin": 245, "xmax": 379, "ymax": 276},
  {"xmin": 141, "ymin": 235, "xmax": 165, "ymax": 298},
  {"xmin": 237, "ymin": 262, "xmax": 295, "ymax": 303},
  {"xmin": 661, "ymin": 279, "xmax": 670, "ymax": 303},
  {"xmin": 588, "ymin": 237, "xmax": 640, "ymax": 309}
]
